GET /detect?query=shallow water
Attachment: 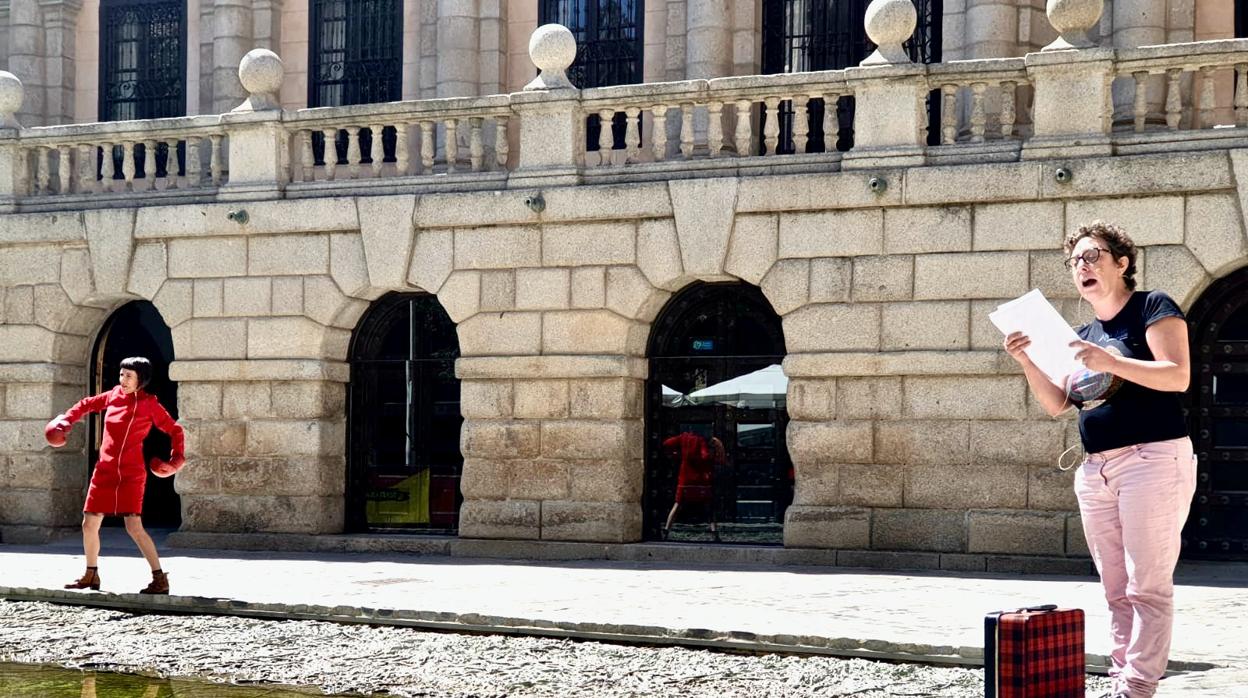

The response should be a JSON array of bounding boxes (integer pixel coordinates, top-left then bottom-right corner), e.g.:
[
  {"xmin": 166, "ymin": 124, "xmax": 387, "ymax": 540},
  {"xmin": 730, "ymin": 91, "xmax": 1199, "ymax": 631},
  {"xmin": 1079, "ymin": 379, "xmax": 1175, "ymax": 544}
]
[{"xmin": 0, "ymin": 662, "xmax": 339, "ymax": 697}]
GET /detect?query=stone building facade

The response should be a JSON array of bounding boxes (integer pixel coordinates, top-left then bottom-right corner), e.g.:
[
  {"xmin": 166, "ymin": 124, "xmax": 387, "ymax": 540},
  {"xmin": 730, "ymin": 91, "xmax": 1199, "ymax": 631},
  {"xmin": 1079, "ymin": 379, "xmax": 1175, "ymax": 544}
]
[{"xmin": 1, "ymin": 0, "xmax": 1247, "ymax": 569}]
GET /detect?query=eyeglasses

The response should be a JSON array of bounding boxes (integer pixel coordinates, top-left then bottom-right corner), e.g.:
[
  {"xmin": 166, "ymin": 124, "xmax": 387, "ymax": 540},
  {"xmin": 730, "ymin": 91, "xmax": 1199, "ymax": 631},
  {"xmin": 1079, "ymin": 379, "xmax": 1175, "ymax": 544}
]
[{"xmin": 1063, "ymin": 247, "xmax": 1112, "ymax": 270}]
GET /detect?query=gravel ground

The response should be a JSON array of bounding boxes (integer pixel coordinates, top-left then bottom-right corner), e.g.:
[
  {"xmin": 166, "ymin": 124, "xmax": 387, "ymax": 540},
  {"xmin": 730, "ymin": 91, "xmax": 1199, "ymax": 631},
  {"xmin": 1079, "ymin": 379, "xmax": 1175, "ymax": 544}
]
[{"xmin": 0, "ymin": 600, "xmax": 1113, "ymax": 697}]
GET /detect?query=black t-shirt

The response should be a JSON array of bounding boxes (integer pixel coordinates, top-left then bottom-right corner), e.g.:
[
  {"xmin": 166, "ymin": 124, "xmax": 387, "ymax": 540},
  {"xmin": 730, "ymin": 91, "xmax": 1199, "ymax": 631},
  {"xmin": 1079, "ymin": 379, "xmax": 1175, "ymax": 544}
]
[{"xmin": 1068, "ymin": 290, "xmax": 1188, "ymax": 453}]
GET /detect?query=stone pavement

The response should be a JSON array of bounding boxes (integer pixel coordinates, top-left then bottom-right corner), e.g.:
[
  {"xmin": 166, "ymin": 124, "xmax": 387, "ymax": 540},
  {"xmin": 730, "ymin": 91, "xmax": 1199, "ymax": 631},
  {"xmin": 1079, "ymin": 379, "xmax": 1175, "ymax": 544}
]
[{"xmin": 1, "ymin": 529, "xmax": 1245, "ymax": 696}]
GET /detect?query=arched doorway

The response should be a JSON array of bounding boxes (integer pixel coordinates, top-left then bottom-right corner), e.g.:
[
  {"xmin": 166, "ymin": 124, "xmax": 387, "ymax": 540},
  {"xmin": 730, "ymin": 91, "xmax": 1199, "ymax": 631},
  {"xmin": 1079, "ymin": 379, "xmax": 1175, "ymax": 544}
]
[
  {"xmin": 89, "ymin": 300, "xmax": 180, "ymax": 527},
  {"xmin": 1184, "ymin": 268, "xmax": 1248, "ymax": 559},
  {"xmin": 347, "ymin": 292, "xmax": 462, "ymax": 533},
  {"xmin": 645, "ymin": 282, "xmax": 791, "ymax": 544}
]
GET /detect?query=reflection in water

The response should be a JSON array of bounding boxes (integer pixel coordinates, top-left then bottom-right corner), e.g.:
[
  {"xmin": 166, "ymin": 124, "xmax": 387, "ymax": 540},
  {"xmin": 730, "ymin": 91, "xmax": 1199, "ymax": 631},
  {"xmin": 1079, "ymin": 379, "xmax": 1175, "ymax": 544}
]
[{"xmin": 0, "ymin": 662, "xmax": 333, "ymax": 697}]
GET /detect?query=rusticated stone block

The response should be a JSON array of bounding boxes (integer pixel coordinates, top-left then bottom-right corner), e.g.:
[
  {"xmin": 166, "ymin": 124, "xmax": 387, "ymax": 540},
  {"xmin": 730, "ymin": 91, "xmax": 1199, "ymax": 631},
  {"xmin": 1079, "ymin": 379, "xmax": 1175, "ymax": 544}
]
[
  {"xmin": 1143, "ymin": 245, "xmax": 1208, "ymax": 307},
  {"xmin": 0, "ymin": 488, "xmax": 83, "ymax": 527},
  {"xmin": 245, "ymin": 419, "xmax": 344, "ymax": 457},
  {"xmin": 871, "ymin": 508, "xmax": 966, "ymax": 552},
  {"xmin": 905, "ymin": 463, "xmax": 1028, "ymax": 509},
  {"xmin": 809, "ymin": 257, "xmax": 852, "ymax": 303},
  {"xmin": 637, "ymin": 219, "xmax": 685, "ymax": 290},
  {"xmin": 724, "ymin": 214, "xmax": 777, "ymax": 286},
  {"xmin": 454, "ymin": 226, "xmax": 541, "ymax": 269},
  {"xmin": 792, "ymin": 461, "xmax": 838, "ymax": 506},
  {"xmin": 967, "ymin": 510, "xmax": 1066, "ymax": 555},
  {"xmin": 271, "ymin": 382, "xmax": 345, "ymax": 419},
  {"xmin": 778, "ymin": 209, "xmax": 883, "ymax": 259},
  {"xmin": 5, "ymin": 383, "xmax": 81, "ymax": 418},
  {"xmin": 171, "ymin": 319, "xmax": 248, "ymax": 359},
  {"xmin": 852, "ymin": 255, "xmax": 913, "ymax": 302},
  {"xmin": 782, "ymin": 505, "xmax": 871, "ymax": 549},
  {"xmin": 903, "ymin": 376, "xmax": 1025, "ymax": 420},
  {"xmin": 216, "ymin": 456, "xmax": 344, "ymax": 497},
  {"xmin": 540, "ymin": 420, "xmax": 640, "ymax": 460},
  {"xmin": 970, "ymin": 420, "xmax": 1066, "ymax": 467},
  {"xmin": 1065, "ymin": 196, "xmax": 1184, "ymax": 247},
  {"xmin": 881, "ymin": 301, "xmax": 970, "ymax": 350},
  {"xmin": 874, "ymin": 420, "xmax": 969, "ymax": 465},
  {"xmin": 973, "ymin": 201, "xmax": 1064, "ymax": 251},
  {"xmin": 884, "ymin": 205, "xmax": 971, "ymax": 254},
  {"xmin": 539, "ymin": 500, "xmax": 641, "ymax": 542},
  {"xmin": 567, "ymin": 459, "xmax": 643, "ymax": 502},
  {"xmin": 788, "ymin": 420, "xmax": 873, "ymax": 464},
  {"xmin": 760, "ymin": 259, "xmax": 809, "ymax": 315},
  {"xmin": 513, "ymin": 380, "xmax": 569, "ymax": 419},
  {"xmin": 515, "ymin": 268, "xmax": 570, "ymax": 310},
  {"xmin": 913, "ymin": 252, "xmax": 1028, "ymax": 300},
  {"xmin": 606, "ymin": 266, "xmax": 664, "ymax": 320},
  {"xmin": 836, "ymin": 377, "xmax": 902, "ymax": 420},
  {"xmin": 570, "ymin": 267, "xmax": 606, "ymax": 308},
  {"xmin": 1, "ymin": 453, "xmax": 85, "ymax": 490},
  {"xmin": 222, "ymin": 382, "xmax": 273, "ymax": 419},
  {"xmin": 1028, "ymin": 465, "xmax": 1079, "ymax": 510},
  {"xmin": 543, "ymin": 222, "xmax": 635, "ymax": 266},
  {"xmin": 460, "ymin": 420, "xmax": 540, "ymax": 459},
  {"xmin": 180, "ymin": 494, "xmax": 343, "ymax": 534},
  {"xmin": 459, "ymin": 381, "xmax": 514, "ymax": 419},
  {"xmin": 787, "ymin": 379, "xmax": 836, "ymax": 421},
  {"xmin": 1066, "ymin": 514, "xmax": 1090, "ymax": 556},
  {"xmin": 457, "ymin": 312, "xmax": 542, "ymax": 356},
  {"xmin": 458, "ymin": 499, "xmax": 541, "ymax": 539},
  {"xmin": 1185, "ymin": 194, "xmax": 1247, "ymax": 275},
  {"xmin": 568, "ymin": 379, "xmax": 642, "ymax": 420},
  {"xmin": 510, "ymin": 459, "xmax": 570, "ymax": 500},
  {"xmin": 838, "ymin": 463, "xmax": 904, "ymax": 507},
  {"xmin": 542, "ymin": 310, "xmax": 632, "ymax": 354},
  {"xmin": 783, "ymin": 304, "xmax": 880, "ymax": 352},
  {"xmin": 459, "ymin": 458, "xmax": 510, "ymax": 500},
  {"xmin": 670, "ymin": 178, "xmax": 737, "ymax": 276},
  {"xmin": 479, "ymin": 270, "xmax": 515, "ymax": 312},
  {"xmin": 168, "ymin": 237, "xmax": 247, "ymax": 278}
]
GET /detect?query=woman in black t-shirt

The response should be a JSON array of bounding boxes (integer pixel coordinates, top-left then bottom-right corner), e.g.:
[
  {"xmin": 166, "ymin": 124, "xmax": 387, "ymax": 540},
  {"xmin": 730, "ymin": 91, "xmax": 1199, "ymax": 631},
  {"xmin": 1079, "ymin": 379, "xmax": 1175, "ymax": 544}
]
[{"xmin": 1003, "ymin": 221, "xmax": 1196, "ymax": 698}]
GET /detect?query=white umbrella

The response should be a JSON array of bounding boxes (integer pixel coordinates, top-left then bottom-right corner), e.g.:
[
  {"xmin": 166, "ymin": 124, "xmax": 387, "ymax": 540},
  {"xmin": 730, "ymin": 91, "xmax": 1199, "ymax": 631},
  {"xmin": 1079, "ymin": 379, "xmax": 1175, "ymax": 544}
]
[
  {"xmin": 660, "ymin": 384, "xmax": 690, "ymax": 407},
  {"xmin": 685, "ymin": 364, "xmax": 788, "ymax": 409}
]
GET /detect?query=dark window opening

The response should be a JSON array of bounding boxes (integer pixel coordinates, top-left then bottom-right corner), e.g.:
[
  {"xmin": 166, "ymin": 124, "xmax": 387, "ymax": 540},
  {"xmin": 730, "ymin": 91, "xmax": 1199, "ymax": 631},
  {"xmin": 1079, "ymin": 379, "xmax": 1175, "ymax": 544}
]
[
  {"xmin": 539, "ymin": 0, "xmax": 644, "ymax": 151},
  {"xmin": 98, "ymin": 0, "xmax": 186, "ymax": 179},
  {"xmin": 309, "ymin": 0, "xmax": 403, "ymax": 166},
  {"xmin": 348, "ymin": 293, "xmax": 463, "ymax": 533}
]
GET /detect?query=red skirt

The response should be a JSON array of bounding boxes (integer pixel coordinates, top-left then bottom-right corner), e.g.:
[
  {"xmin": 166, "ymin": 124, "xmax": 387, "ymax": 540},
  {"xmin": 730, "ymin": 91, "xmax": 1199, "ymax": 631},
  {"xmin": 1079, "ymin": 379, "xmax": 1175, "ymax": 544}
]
[{"xmin": 84, "ymin": 461, "xmax": 146, "ymax": 516}]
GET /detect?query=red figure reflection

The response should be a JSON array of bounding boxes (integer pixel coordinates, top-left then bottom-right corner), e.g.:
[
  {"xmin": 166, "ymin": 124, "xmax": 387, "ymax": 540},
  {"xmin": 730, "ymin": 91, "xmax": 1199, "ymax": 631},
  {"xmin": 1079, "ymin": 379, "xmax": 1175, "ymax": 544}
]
[{"xmin": 662, "ymin": 432, "xmax": 722, "ymax": 541}]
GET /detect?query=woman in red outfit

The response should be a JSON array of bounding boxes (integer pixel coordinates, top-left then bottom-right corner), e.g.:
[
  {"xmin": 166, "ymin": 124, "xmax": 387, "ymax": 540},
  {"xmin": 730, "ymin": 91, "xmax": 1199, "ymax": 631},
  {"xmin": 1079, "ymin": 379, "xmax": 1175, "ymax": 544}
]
[
  {"xmin": 661, "ymin": 432, "xmax": 721, "ymax": 540},
  {"xmin": 47, "ymin": 357, "xmax": 185, "ymax": 595}
]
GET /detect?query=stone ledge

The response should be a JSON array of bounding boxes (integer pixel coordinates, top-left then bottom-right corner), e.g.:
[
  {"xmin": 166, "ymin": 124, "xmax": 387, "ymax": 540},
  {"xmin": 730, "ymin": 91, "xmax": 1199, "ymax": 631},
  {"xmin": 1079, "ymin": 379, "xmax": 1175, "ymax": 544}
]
[
  {"xmin": 455, "ymin": 355, "xmax": 648, "ymax": 380},
  {"xmin": 783, "ymin": 351, "xmax": 1011, "ymax": 377},
  {"xmin": 168, "ymin": 359, "xmax": 350, "ymax": 383}
]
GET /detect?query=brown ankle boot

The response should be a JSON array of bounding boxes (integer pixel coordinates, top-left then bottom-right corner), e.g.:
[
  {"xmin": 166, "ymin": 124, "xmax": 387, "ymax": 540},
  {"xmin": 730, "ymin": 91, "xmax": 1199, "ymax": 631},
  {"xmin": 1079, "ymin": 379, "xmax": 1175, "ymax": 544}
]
[
  {"xmin": 139, "ymin": 570, "xmax": 169, "ymax": 595},
  {"xmin": 64, "ymin": 568, "xmax": 100, "ymax": 591}
]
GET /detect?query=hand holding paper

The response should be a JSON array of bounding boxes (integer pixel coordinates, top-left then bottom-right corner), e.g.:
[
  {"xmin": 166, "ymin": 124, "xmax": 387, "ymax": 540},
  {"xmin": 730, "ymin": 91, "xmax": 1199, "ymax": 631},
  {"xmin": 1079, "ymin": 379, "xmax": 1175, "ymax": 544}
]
[{"xmin": 988, "ymin": 289, "xmax": 1083, "ymax": 385}]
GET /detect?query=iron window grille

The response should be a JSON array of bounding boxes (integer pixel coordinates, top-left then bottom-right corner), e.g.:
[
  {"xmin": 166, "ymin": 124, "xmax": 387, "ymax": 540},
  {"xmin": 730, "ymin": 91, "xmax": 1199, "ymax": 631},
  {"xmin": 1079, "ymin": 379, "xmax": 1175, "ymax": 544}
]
[
  {"xmin": 309, "ymin": 0, "xmax": 404, "ymax": 166},
  {"xmin": 98, "ymin": 0, "xmax": 186, "ymax": 179},
  {"xmin": 539, "ymin": 0, "xmax": 644, "ymax": 150},
  {"xmin": 761, "ymin": 0, "xmax": 943, "ymax": 154}
]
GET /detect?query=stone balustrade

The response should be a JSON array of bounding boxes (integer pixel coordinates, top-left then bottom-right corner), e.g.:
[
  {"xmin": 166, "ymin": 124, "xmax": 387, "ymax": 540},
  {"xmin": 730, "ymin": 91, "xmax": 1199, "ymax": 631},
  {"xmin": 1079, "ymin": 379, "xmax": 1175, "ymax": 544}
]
[
  {"xmin": 1113, "ymin": 40, "xmax": 1248, "ymax": 134},
  {"xmin": 284, "ymin": 96, "xmax": 513, "ymax": 186},
  {"xmin": 5, "ymin": 117, "xmax": 228, "ymax": 203},
  {"xmin": 0, "ymin": 32, "xmax": 1247, "ymax": 210}
]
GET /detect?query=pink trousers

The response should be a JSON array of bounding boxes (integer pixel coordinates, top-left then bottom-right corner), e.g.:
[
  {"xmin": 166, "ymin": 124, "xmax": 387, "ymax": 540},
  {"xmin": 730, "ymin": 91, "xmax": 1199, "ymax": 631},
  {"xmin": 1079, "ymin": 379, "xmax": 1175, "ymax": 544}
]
[{"xmin": 1075, "ymin": 436, "xmax": 1196, "ymax": 698}]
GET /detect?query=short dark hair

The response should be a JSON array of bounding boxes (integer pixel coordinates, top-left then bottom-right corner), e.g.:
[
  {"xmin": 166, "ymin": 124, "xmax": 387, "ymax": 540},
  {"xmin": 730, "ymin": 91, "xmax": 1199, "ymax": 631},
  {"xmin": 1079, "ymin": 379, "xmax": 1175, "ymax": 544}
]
[
  {"xmin": 119, "ymin": 356, "xmax": 153, "ymax": 388},
  {"xmin": 1063, "ymin": 220, "xmax": 1138, "ymax": 291}
]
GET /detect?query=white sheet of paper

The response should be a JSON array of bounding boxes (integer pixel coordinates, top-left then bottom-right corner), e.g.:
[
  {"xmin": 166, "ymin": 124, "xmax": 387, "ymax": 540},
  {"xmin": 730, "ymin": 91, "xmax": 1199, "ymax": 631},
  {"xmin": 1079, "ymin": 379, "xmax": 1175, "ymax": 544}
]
[{"xmin": 988, "ymin": 289, "xmax": 1083, "ymax": 384}]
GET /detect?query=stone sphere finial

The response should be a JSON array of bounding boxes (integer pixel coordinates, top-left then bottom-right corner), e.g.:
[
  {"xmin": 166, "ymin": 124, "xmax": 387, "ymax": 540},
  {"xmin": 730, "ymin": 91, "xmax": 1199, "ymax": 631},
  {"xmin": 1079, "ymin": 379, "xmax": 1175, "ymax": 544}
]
[
  {"xmin": 0, "ymin": 70, "xmax": 24, "ymax": 128},
  {"xmin": 861, "ymin": 0, "xmax": 917, "ymax": 66},
  {"xmin": 233, "ymin": 48, "xmax": 284, "ymax": 112},
  {"xmin": 525, "ymin": 23, "xmax": 578, "ymax": 90},
  {"xmin": 1044, "ymin": 0, "xmax": 1104, "ymax": 50}
]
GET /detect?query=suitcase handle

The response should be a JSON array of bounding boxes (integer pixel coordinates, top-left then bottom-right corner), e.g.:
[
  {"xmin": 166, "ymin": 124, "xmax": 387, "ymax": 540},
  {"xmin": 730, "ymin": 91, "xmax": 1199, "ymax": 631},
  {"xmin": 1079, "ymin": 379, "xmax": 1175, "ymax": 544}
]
[{"xmin": 1016, "ymin": 604, "xmax": 1058, "ymax": 612}]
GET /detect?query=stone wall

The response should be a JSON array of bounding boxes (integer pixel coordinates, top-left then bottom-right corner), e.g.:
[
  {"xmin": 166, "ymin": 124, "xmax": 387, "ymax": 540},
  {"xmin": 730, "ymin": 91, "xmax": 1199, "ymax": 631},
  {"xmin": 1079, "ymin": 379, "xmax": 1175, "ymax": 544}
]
[{"xmin": 2, "ymin": 148, "xmax": 1246, "ymax": 554}]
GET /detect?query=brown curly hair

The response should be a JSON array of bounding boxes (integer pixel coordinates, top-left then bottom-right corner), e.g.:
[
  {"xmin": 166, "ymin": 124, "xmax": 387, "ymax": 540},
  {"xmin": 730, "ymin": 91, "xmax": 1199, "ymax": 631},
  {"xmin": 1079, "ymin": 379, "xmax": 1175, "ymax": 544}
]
[{"xmin": 1063, "ymin": 220, "xmax": 1138, "ymax": 291}]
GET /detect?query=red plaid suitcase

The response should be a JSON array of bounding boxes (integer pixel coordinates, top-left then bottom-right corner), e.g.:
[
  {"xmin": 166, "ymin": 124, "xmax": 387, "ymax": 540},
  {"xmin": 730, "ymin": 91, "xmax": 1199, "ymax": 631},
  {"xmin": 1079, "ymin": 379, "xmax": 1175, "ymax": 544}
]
[{"xmin": 984, "ymin": 604, "xmax": 1085, "ymax": 698}]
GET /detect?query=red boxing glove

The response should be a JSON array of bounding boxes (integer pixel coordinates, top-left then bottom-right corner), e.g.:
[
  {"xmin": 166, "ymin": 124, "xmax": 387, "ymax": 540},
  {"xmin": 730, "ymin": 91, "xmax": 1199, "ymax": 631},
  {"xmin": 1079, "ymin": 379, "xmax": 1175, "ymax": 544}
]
[
  {"xmin": 44, "ymin": 416, "xmax": 71, "ymax": 448},
  {"xmin": 148, "ymin": 455, "xmax": 186, "ymax": 478}
]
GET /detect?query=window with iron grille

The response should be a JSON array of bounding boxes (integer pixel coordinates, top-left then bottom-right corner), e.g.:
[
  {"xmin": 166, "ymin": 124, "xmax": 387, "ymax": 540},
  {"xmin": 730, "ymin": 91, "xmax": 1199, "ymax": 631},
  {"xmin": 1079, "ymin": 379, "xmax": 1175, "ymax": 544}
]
[
  {"xmin": 309, "ymin": 0, "xmax": 403, "ymax": 166},
  {"xmin": 1238, "ymin": 0, "xmax": 1248, "ymax": 39},
  {"xmin": 99, "ymin": 0, "xmax": 185, "ymax": 122},
  {"xmin": 761, "ymin": 0, "xmax": 943, "ymax": 153},
  {"xmin": 539, "ymin": 0, "xmax": 644, "ymax": 151}
]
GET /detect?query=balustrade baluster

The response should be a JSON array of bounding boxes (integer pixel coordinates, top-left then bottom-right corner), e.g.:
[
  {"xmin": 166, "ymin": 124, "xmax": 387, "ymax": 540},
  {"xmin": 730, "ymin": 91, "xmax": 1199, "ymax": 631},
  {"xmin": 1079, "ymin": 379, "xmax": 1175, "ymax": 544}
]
[
  {"xmin": 1000, "ymin": 81, "xmax": 1017, "ymax": 138},
  {"xmin": 1165, "ymin": 69, "xmax": 1183, "ymax": 130},
  {"xmin": 969, "ymin": 83, "xmax": 987, "ymax": 143},
  {"xmin": 1237, "ymin": 64, "xmax": 1248, "ymax": 127},
  {"xmin": 420, "ymin": 121, "xmax": 435, "ymax": 174},
  {"xmin": 680, "ymin": 103, "xmax": 695, "ymax": 159},
  {"xmin": 35, "ymin": 147, "xmax": 50, "ymax": 195},
  {"xmin": 321, "ymin": 128, "xmax": 338, "ymax": 179},
  {"xmin": 469, "ymin": 118, "xmax": 484, "ymax": 172},
  {"xmin": 707, "ymin": 101, "xmax": 724, "ymax": 158},
  {"xmin": 396, "ymin": 123, "xmax": 411, "ymax": 175},
  {"xmin": 370, "ymin": 124, "xmax": 385, "ymax": 177},
  {"xmin": 101, "ymin": 143, "xmax": 116, "ymax": 190},
  {"xmin": 940, "ymin": 85, "xmax": 957, "ymax": 145},
  {"xmin": 299, "ymin": 130, "xmax": 314, "ymax": 182},
  {"xmin": 1132, "ymin": 71, "xmax": 1149, "ymax": 133},
  {"xmin": 625, "ymin": 107, "xmax": 641, "ymax": 163},
  {"xmin": 347, "ymin": 127, "xmax": 362, "ymax": 178},
  {"xmin": 792, "ymin": 95, "xmax": 810, "ymax": 154},
  {"xmin": 597, "ymin": 109, "xmax": 615, "ymax": 166},
  {"xmin": 122, "ymin": 142, "xmax": 136, "ymax": 187},
  {"xmin": 822, "ymin": 94, "xmax": 839, "ymax": 152},
  {"xmin": 1198, "ymin": 66, "xmax": 1215, "ymax": 129},
  {"xmin": 57, "ymin": 146, "xmax": 71, "ymax": 194},
  {"xmin": 763, "ymin": 97, "xmax": 780, "ymax": 155},
  {"xmin": 142, "ymin": 140, "xmax": 156, "ymax": 189},
  {"xmin": 209, "ymin": 134, "xmax": 223, "ymax": 185},
  {"xmin": 186, "ymin": 138, "xmax": 201, "ymax": 186},
  {"xmin": 652, "ymin": 105, "xmax": 669, "ymax": 161},
  {"xmin": 77, "ymin": 144, "xmax": 93, "ymax": 192},
  {"xmin": 494, "ymin": 116, "xmax": 509, "ymax": 170},
  {"xmin": 165, "ymin": 138, "xmax": 180, "ymax": 189},
  {"xmin": 734, "ymin": 100, "xmax": 752, "ymax": 156},
  {"xmin": 445, "ymin": 119, "xmax": 460, "ymax": 174}
]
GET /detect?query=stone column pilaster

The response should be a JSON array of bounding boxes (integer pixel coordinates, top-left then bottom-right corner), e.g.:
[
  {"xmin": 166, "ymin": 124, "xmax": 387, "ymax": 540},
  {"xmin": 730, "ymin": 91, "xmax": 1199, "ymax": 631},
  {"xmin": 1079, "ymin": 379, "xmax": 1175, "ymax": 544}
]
[
  {"xmin": 686, "ymin": 0, "xmax": 732, "ymax": 79},
  {"xmin": 251, "ymin": 0, "xmax": 282, "ymax": 52},
  {"xmin": 211, "ymin": 0, "xmax": 253, "ymax": 113},
  {"xmin": 37, "ymin": 0, "xmax": 81, "ymax": 125},
  {"xmin": 478, "ymin": 0, "xmax": 504, "ymax": 95},
  {"xmin": 198, "ymin": 0, "xmax": 214, "ymax": 114},
  {"xmin": 963, "ymin": 0, "xmax": 1018, "ymax": 58},
  {"xmin": 9, "ymin": 0, "xmax": 45, "ymax": 126},
  {"xmin": 436, "ymin": 0, "xmax": 479, "ymax": 97},
  {"xmin": 1112, "ymin": 0, "xmax": 1168, "ymax": 125}
]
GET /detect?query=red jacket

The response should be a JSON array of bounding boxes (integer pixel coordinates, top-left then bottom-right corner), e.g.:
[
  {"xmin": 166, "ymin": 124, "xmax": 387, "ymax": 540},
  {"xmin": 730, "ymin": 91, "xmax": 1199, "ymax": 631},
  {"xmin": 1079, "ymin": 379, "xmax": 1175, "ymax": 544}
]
[{"xmin": 64, "ymin": 386, "xmax": 184, "ymax": 515}]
